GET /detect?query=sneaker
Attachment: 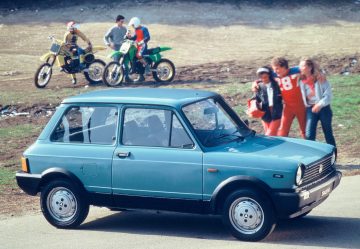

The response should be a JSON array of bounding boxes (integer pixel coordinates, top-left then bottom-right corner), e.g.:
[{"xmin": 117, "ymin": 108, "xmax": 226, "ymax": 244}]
[{"xmin": 72, "ymin": 79, "xmax": 77, "ymax": 85}]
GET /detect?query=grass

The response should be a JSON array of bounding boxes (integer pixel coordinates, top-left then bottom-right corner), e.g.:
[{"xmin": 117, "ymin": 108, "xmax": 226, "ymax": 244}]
[
  {"xmin": 0, "ymin": 124, "xmax": 42, "ymax": 140},
  {"xmin": 0, "ymin": 167, "xmax": 17, "ymax": 192},
  {"xmin": 0, "ymin": 81, "xmax": 92, "ymax": 106}
]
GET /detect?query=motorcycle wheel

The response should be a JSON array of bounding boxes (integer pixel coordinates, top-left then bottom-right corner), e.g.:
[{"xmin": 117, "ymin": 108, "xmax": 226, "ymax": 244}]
[
  {"xmin": 34, "ymin": 63, "xmax": 53, "ymax": 88},
  {"xmin": 84, "ymin": 59, "xmax": 106, "ymax": 84},
  {"xmin": 152, "ymin": 59, "xmax": 175, "ymax": 83},
  {"xmin": 102, "ymin": 61, "xmax": 124, "ymax": 87}
]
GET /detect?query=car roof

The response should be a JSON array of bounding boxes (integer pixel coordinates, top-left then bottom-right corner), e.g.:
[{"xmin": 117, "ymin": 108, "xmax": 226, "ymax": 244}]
[{"xmin": 62, "ymin": 88, "xmax": 218, "ymax": 107}]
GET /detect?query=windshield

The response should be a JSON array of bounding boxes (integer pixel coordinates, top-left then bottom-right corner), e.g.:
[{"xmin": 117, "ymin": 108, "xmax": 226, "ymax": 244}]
[{"xmin": 182, "ymin": 97, "xmax": 251, "ymax": 147}]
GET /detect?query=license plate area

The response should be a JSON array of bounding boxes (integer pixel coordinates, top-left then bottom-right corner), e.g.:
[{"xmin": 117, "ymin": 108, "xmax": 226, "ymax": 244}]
[{"xmin": 321, "ymin": 185, "xmax": 332, "ymax": 197}]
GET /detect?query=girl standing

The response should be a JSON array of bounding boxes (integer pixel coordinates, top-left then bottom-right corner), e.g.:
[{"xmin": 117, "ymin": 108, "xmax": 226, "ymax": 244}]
[
  {"xmin": 253, "ymin": 66, "xmax": 283, "ymax": 136},
  {"xmin": 299, "ymin": 58, "xmax": 336, "ymax": 147}
]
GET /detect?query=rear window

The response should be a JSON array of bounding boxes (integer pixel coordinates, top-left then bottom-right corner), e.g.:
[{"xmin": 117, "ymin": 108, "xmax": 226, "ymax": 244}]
[{"xmin": 51, "ymin": 106, "xmax": 118, "ymax": 145}]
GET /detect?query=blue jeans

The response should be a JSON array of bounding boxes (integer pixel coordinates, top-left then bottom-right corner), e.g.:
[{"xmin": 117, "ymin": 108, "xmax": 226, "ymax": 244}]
[
  {"xmin": 112, "ymin": 44, "xmax": 121, "ymax": 62},
  {"xmin": 305, "ymin": 105, "xmax": 336, "ymax": 147}
]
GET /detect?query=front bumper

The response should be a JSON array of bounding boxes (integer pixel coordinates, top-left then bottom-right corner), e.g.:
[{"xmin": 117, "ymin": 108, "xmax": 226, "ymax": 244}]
[
  {"xmin": 16, "ymin": 171, "xmax": 41, "ymax": 196},
  {"xmin": 272, "ymin": 170, "xmax": 342, "ymax": 218}
]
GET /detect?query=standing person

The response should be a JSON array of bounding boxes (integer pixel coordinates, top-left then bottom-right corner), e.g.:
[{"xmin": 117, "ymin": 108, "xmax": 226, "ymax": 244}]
[
  {"xmin": 104, "ymin": 15, "xmax": 127, "ymax": 62},
  {"xmin": 271, "ymin": 57, "xmax": 306, "ymax": 138},
  {"xmin": 299, "ymin": 58, "xmax": 336, "ymax": 147},
  {"xmin": 253, "ymin": 67, "xmax": 283, "ymax": 136}
]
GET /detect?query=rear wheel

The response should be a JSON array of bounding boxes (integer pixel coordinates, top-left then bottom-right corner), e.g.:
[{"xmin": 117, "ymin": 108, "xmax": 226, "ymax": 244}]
[
  {"xmin": 152, "ymin": 59, "xmax": 175, "ymax": 82},
  {"xmin": 84, "ymin": 59, "xmax": 106, "ymax": 84},
  {"xmin": 34, "ymin": 63, "xmax": 53, "ymax": 88},
  {"xmin": 40, "ymin": 179, "xmax": 89, "ymax": 229},
  {"xmin": 222, "ymin": 189, "xmax": 276, "ymax": 241},
  {"xmin": 103, "ymin": 61, "xmax": 124, "ymax": 87}
]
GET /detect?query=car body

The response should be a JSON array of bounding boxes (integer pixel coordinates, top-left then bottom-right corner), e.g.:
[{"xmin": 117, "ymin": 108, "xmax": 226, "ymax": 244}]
[{"xmin": 16, "ymin": 88, "xmax": 341, "ymax": 241}]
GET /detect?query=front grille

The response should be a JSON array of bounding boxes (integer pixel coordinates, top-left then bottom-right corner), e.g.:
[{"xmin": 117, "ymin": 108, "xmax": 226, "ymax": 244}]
[{"xmin": 301, "ymin": 155, "xmax": 334, "ymax": 186}]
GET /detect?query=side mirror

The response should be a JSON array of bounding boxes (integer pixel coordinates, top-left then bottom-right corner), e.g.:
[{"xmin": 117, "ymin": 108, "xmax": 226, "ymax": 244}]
[{"xmin": 243, "ymin": 119, "xmax": 249, "ymax": 127}]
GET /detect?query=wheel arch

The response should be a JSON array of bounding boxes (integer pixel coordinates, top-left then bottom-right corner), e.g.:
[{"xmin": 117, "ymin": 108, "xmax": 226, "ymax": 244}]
[
  {"xmin": 39, "ymin": 167, "xmax": 85, "ymax": 193},
  {"xmin": 210, "ymin": 176, "xmax": 275, "ymax": 215}
]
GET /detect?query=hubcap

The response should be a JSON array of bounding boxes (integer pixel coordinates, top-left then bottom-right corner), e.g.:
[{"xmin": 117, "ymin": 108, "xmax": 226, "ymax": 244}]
[
  {"xmin": 106, "ymin": 64, "xmax": 123, "ymax": 85},
  {"xmin": 229, "ymin": 197, "xmax": 264, "ymax": 234},
  {"xmin": 155, "ymin": 62, "xmax": 173, "ymax": 81},
  {"xmin": 47, "ymin": 187, "xmax": 77, "ymax": 222},
  {"xmin": 88, "ymin": 62, "xmax": 104, "ymax": 81},
  {"xmin": 37, "ymin": 65, "xmax": 51, "ymax": 86}
]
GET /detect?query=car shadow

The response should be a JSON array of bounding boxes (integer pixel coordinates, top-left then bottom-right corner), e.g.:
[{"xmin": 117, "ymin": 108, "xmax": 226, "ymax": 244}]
[{"xmin": 80, "ymin": 210, "xmax": 360, "ymax": 248}]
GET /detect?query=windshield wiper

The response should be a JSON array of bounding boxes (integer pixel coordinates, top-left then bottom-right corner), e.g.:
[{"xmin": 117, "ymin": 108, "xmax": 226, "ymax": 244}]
[{"xmin": 214, "ymin": 131, "xmax": 244, "ymax": 142}]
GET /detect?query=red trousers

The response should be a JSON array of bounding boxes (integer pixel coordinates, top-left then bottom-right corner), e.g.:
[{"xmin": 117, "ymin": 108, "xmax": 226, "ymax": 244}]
[
  {"xmin": 262, "ymin": 119, "xmax": 281, "ymax": 136},
  {"xmin": 277, "ymin": 104, "xmax": 306, "ymax": 138}
]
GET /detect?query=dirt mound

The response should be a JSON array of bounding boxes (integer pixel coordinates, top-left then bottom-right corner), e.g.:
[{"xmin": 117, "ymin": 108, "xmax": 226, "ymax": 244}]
[{"xmin": 175, "ymin": 54, "xmax": 360, "ymax": 84}]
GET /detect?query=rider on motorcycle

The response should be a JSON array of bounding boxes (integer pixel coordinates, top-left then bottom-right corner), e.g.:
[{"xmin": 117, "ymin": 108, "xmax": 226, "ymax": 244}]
[
  {"xmin": 63, "ymin": 21, "xmax": 93, "ymax": 84},
  {"xmin": 127, "ymin": 17, "xmax": 151, "ymax": 77}
]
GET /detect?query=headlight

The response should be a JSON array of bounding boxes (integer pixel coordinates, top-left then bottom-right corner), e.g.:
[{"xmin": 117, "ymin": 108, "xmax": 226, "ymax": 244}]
[
  {"xmin": 331, "ymin": 151, "xmax": 336, "ymax": 165},
  {"xmin": 296, "ymin": 164, "xmax": 304, "ymax": 186}
]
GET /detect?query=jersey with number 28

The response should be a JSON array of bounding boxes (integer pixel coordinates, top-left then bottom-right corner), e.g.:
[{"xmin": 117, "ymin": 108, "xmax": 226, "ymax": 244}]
[{"xmin": 276, "ymin": 74, "xmax": 304, "ymax": 107}]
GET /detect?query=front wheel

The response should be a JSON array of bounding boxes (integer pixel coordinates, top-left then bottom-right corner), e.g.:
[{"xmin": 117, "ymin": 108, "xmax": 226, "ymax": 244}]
[
  {"xmin": 40, "ymin": 179, "xmax": 89, "ymax": 229},
  {"xmin": 102, "ymin": 61, "xmax": 124, "ymax": 87},
  {"xmin": 84, "ymin": 59, "xmax": 106, "ymax": 84},
  {"xmin": 34, "ymin": 63, "xmax": 53, "ymax": 88},
  {"xmin": 152, "ymin": 58, "xmax": 175, "ymax": 82},
  {"xmin": 222, "ymin": 189, "xmax": 276, "ymax": 241}
]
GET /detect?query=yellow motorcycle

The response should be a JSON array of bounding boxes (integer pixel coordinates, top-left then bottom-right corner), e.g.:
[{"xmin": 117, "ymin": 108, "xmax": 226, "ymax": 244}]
[{"xmin": 34, "ymin": 35, "xmax": 106, "ymax": 88}]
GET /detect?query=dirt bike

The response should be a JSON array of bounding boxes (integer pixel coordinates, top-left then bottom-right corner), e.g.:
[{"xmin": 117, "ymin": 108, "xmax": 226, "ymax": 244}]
[
  {"xmin": 102, "ymin": 39, "xmax": 175, "ymax": 87},
  {"xmin": 34, "ymin": 35, "xmax": 107, "ymax": 88}
]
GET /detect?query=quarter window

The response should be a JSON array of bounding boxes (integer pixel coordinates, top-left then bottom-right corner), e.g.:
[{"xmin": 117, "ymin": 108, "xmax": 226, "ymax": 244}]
[
  {"xmin": 122, "ymin": 108, "xmax": 193, "ymax": 148},
  {"xmin": 51, "ymin": 106, "xmax": 118, "ymax": 145}
]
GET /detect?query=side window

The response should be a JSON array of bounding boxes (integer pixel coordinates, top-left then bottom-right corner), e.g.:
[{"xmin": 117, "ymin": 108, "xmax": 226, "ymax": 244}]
[
  {"xmin": 122, "ymin": 108, "xmax": 170, "ymax": 147},
  {"xmin": 51, "ymin": 106, "xmax": 118, "ymax": 145},
  {"xmin": 170, "ymin": 114, "xmax": 193, "ymax": 148},
  {"xmin": 122, "ymin": 108, "xmax": 193, "ymax": 148}
]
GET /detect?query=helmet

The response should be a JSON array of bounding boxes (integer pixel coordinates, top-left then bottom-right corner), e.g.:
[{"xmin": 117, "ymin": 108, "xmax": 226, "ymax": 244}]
[
  {"xmin": 128, "ymin": 17, "xmax": 141, "ymax": 28},
  {"xmin": 67, "ymin": 21, "xmax": 79, "ymax": 32}
]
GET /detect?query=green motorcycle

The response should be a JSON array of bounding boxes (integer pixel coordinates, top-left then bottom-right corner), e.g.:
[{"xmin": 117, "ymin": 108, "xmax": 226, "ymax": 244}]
[{"xmin": 102, "ymin": 39, "xmax": 175, "ymax": 87}]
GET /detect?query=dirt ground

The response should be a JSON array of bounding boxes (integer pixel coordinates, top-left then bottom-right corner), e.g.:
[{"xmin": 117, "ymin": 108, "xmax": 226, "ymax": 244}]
[
  {"xmin": 1, "ymin": 1, "xmax": 360, "ymax": 217},
  {"xmin": 1, "ymin": 1, "xmax": 360, "ymax": 78}
]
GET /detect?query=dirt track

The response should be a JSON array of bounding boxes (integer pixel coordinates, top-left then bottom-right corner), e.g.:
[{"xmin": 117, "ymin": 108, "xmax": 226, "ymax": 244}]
[{"xmin": 1, "ymin": 1, "xmax": 360, "ymax": 80}]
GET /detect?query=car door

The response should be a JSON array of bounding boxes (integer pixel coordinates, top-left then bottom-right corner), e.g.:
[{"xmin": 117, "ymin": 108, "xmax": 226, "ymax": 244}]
[
  {"xmin": 111, "ymin": 106, "xmax": 203, "ymax": 202},
  {"xmin": 46, "ymin": 104, "xmax": 119, "ymax": 194}
]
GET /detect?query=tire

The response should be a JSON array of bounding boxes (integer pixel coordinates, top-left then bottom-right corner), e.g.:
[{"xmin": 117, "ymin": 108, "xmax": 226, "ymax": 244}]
[
  {"xmin": 84, "ymin": 59, "xmax": 106, "ymax": 84},
  {"xmin": 102, "ymin": 61, "xmax": 124, "ymax": 87},
  {"xmin": 152, "ymin": 58, "xmax": 175, "ymax": 83},
  {"xmin": 40, "ymin": 179, "xmax": 89, "ymax": 229},
  {"xmin": 34, "ymin": 63, "xmax": 53, "ymax": 88},
  {"xmin": 222, "ymin": 189, "xmax": 276, "ymax": 241}
]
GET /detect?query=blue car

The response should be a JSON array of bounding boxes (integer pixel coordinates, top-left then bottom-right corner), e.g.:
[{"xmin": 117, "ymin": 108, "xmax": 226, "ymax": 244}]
[{"xmin": 16, "ymin": 88, "xmax": 341, "ymax": 241}]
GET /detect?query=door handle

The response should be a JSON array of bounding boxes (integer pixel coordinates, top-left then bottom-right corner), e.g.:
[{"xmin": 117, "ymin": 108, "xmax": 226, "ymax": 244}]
[
  {"xmin": 207, "ymin": 168, "xmax": 219, "ymax": 173},
  {"xmin": 117, "ymin": 152, "xmax": 131, "ymax": 158}
]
